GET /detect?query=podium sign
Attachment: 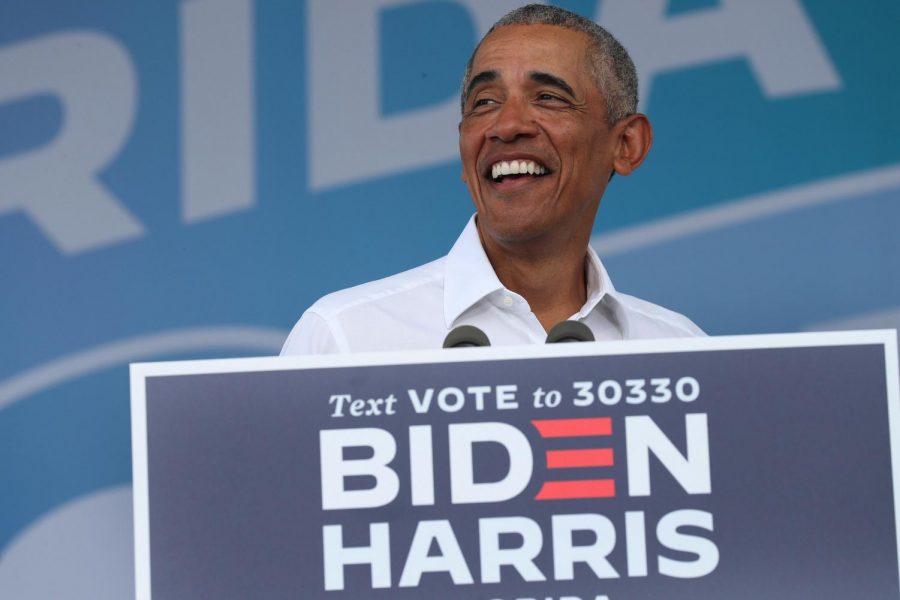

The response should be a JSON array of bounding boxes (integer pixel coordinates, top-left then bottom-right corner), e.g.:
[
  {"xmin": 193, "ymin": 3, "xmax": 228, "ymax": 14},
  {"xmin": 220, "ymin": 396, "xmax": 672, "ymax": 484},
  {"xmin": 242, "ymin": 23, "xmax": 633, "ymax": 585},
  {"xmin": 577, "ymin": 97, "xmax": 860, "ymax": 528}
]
[{"xmin": 131, "ymin": 331, "xmax": 900, "ymax": 600}]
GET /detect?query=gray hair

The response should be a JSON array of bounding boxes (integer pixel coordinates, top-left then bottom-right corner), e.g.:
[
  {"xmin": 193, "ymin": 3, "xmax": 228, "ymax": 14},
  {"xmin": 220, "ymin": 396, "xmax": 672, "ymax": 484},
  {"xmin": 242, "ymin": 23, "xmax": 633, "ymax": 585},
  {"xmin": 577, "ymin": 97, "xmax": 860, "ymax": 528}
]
[{"xmin": 460, "ymin": 4, "xmax": 638, "ymax": 125}]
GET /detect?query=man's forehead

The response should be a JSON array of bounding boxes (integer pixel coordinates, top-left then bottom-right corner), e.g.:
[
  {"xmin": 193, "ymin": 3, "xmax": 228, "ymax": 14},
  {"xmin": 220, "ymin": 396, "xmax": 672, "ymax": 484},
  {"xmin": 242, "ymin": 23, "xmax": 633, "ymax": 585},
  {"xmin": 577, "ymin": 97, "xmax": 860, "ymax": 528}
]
[{"xmin": 468, "ymin": 24, "xmax": 591, "ymax": 80}]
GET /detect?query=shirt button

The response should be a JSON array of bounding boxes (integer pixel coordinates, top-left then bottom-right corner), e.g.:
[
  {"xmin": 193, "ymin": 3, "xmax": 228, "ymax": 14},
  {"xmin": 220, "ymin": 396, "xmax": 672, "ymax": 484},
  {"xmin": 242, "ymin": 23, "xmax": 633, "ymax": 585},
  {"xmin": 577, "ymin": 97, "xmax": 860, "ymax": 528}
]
[{"xmin": 502, "ymin": 295, "xmax": 514, "ymax": 307}]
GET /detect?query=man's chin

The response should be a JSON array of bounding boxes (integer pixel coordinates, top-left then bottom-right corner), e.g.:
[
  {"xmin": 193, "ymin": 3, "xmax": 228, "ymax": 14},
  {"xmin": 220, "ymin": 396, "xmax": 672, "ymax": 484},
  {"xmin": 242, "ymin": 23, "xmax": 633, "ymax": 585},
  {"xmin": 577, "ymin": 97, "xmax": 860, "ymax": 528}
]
[{"xmin": 476, "ymin": 217, "xmax": 551, "ymax": 248}]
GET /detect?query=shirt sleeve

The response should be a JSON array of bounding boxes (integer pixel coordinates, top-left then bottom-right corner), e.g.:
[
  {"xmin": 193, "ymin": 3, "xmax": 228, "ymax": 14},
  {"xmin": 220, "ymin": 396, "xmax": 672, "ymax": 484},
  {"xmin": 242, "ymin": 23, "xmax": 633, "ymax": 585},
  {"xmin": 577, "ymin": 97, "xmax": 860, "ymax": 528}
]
[
  {"xmin": 280, "ymin": 311, "xmax": 341, "ymax": 355},
  {"xmin": 671, "ymin": 313, "xmax": 707, "ymax": 337}
]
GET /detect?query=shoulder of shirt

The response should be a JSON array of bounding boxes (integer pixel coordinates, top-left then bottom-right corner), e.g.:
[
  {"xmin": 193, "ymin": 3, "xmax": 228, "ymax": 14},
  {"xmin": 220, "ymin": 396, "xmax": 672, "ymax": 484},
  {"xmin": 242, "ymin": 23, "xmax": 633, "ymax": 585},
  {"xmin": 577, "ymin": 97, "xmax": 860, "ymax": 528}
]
[
  {"xmin": 305, "ymin": 256, "xmax": 446, "ymax": 319},
  {"xmin": 610, "ymin": 290, "xmax": 706, "ymax": 337}
]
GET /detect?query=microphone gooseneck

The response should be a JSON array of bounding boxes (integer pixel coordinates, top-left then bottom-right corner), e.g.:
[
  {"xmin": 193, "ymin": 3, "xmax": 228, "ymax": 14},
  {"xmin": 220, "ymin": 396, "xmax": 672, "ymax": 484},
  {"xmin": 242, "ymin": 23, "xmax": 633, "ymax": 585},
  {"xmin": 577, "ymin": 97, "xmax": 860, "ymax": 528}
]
[
  {"xmin": 545, "ymin": 320, "xmax": 595, "ymax": 343},
  {"xmin": 443, "ymin": 325, "xmax": 491, "ymax": 348}
]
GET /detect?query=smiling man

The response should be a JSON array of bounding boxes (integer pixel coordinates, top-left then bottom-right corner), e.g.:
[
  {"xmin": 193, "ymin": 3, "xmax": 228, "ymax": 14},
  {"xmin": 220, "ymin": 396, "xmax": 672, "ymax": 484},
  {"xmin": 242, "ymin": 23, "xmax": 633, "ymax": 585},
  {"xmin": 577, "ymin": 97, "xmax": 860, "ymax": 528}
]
[{"xmin": 281, "ymin": 4, "xmax": 703, "ymax": 355}]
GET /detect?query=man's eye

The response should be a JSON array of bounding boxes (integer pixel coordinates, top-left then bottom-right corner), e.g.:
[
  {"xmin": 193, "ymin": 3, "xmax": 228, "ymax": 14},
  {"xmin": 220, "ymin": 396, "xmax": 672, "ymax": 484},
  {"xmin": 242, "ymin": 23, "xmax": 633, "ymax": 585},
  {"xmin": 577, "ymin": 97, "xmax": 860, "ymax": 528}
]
[
  {"xmin": 538, "ymin": 93, "xmax": 563, "ymax": 102},
  {"xmin": 473, "ymin": 98, "xmax": 496, "ymax": 107}
]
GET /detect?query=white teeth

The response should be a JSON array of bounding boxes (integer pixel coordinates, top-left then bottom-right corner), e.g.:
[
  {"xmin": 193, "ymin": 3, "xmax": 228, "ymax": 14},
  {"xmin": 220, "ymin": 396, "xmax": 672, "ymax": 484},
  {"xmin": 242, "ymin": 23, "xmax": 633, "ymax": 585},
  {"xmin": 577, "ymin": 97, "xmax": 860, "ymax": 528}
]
[{"xmin": 490, "ymin": 159, "xmax": 547, "ymax": 180}]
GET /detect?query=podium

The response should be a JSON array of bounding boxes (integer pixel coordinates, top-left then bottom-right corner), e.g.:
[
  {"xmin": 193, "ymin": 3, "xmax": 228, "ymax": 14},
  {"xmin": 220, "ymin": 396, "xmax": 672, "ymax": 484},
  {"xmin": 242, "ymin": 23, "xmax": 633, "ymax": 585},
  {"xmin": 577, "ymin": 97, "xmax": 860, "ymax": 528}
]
[{"xmin": 131, "ymin": 331, "xmax": 900, "ymax": 599}]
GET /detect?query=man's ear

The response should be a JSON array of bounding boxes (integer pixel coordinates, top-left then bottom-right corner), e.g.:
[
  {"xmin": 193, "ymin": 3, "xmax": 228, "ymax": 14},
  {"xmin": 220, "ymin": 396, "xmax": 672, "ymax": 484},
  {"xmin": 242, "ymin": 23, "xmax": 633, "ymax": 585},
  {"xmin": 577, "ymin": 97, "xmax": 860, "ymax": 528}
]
[{"xmin": 611, "ymin": 113, "xmax": 653, "ymax": 176}]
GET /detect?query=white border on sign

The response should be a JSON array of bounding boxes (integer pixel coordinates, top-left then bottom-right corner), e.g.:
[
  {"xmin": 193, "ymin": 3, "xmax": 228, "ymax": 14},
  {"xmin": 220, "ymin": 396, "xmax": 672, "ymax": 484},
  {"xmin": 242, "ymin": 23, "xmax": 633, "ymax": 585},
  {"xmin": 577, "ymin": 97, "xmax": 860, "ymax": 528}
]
[
  {"xmin": 884, "ymin": 331, "xmax": 900, "ymax": 594},
  {"xmin": 130, "ymin": 364, "xmax": 152, "ymax": 600},
  {"xmin": 129, "ymin": 329, "xmax": 900, "ymax": 599}
]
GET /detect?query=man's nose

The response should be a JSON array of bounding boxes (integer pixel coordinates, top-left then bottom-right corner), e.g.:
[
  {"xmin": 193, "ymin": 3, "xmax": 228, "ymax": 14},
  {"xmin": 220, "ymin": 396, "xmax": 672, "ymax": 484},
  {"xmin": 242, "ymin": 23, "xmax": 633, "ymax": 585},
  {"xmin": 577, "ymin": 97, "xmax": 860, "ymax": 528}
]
[{"xmin": 486, "ymin": 96, "xmax": 539, "ymax": 142}]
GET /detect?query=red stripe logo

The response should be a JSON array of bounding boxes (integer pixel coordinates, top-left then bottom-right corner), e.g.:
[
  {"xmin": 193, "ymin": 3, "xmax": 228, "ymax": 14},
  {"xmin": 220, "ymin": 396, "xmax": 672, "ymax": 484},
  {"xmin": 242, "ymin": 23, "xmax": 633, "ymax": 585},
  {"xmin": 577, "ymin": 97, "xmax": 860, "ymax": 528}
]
[{"xmin": 532, "ymin": 418, "xmax": 615, "ymax": 500}]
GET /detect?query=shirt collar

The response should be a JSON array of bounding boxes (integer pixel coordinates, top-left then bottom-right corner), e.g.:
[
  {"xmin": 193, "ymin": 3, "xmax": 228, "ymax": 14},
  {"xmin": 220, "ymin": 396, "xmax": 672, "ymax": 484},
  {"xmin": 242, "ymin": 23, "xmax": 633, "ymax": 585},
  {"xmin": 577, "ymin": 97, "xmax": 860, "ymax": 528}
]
[
  {"xmin": 444, "ymin": 215, "xmax": 620, "ymax": 327},
  {"xmin": 444, "ymin": 215, "xmax": 505, "ymax": 326},
  {"xmin": 575, "ymin": 242, "xmax": 617, "ymax": 319}
]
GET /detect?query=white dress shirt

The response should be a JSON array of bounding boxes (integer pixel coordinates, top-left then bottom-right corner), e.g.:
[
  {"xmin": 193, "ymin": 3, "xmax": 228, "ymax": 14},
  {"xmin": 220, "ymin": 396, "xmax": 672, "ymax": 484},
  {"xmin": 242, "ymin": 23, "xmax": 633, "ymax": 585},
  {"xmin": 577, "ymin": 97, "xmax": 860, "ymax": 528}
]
[{"xmin": 281, "ymin": 217, "xmax": 704, "ymax": 355}]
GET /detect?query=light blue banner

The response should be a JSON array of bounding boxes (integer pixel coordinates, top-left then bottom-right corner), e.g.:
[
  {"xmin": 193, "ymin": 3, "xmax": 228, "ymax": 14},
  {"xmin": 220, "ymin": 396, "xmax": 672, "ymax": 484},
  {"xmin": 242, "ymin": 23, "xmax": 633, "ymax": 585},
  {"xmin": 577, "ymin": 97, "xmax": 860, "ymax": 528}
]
[{"xmin": 2, "ymin": 1, "xmax": 899, "ymax": 597}]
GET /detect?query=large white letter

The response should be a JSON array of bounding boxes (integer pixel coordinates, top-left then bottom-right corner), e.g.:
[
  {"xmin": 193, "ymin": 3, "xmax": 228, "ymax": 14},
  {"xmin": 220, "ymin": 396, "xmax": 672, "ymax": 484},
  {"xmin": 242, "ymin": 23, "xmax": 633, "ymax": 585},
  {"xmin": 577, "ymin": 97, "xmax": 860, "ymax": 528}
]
[
  {"xmin": 320, "ymin": 428, "xmax": 399, "ymax": 510},
  {"xmin": 551, "ymin": 513, "xmax": 619, "ymax": 580},
  {"xmin": 180, "ymin": 0, "xmax": 256, "ymax": 222},
  {"xmin": 626, "ymin": 414, "xmax": 710, "ymax": 497},
  {"xmin": 625, "ymin": 510, "xmax": 648, "ymax": 577},
  {"xmin": 0, "ymin": 32, "xmax": 141, "ymax": 254},
  {"xmin": 322, "ymin": 523, "xmax": 391, "ymax": 590},
  {"xmin": 448, "ymin": 422, "xmax": 532, "ymax": 504},
  {"xmin": 409, "ymin": 425, "xmax": 435, "ymax": 506},
  {"xmin": 306, "ymin": 0, "xmax": 527, "ymax": 190},
  {"xmin": 657, "ymin": 510, "xmax": 719, "ymax": 578},
  {"xmin": 479, "ymin": 516, "xmax": 545, "ymax": 584},
  {"xmin": 597, "ymin": 0, "xmax": 841, "ymax": 109},
  {"xmin": 398, "ymin": 520, "xmax": 474, "ymax": 587}
]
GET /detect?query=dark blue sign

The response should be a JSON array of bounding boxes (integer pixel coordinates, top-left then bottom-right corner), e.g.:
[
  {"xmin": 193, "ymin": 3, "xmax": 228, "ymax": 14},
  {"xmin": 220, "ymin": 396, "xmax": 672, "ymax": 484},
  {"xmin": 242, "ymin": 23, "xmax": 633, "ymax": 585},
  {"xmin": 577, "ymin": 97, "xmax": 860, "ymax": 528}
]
[{"xmin": 133, "ymin": 333, "xmax": 900, "ymax": 599}]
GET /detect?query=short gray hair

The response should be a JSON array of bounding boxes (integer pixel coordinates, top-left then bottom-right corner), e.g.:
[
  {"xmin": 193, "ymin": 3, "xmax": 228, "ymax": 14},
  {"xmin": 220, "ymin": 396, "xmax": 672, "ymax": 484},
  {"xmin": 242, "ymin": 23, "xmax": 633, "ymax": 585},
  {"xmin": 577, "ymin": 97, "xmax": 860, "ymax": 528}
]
[{"xmin": 460, "ymin": 4, "xmax": 638, "ymax": 125}]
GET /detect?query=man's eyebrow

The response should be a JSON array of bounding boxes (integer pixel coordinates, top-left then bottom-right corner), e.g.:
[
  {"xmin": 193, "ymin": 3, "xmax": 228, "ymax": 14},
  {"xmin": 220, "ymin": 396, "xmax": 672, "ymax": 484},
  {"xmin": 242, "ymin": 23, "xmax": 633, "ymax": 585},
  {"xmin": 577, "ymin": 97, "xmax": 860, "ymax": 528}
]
[
  {"xmin": 529, "ymin": 71, "xmax": 575, "ymax": 98},
  {"xmin": 465, "ymin": 70, "xmax": 498, "ymax": 99}
]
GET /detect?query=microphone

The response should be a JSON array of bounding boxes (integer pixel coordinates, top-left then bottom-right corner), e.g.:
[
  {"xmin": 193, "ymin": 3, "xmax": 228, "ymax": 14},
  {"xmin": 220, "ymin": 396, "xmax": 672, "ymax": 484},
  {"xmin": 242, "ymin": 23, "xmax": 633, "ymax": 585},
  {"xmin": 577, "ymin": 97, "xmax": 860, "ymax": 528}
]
[
  {"xmin": 545, "ymin": 320, "xmax": 595, "ymax": 343},
  {"xmin": 443, "ymin": 325, "xmax": 491, "ymax": 348}
]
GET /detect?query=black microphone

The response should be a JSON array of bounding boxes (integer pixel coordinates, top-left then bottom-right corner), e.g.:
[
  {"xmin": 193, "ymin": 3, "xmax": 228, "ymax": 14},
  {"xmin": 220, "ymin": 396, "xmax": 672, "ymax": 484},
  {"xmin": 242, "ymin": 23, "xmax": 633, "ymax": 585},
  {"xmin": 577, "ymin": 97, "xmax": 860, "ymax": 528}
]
[
  {"xmin": 545, "ymin": 320, "xmax": 595, "ymax": 343},
  {"xmin": 443, "ymin": 325, "xmax": 491, "ymax": 348}
]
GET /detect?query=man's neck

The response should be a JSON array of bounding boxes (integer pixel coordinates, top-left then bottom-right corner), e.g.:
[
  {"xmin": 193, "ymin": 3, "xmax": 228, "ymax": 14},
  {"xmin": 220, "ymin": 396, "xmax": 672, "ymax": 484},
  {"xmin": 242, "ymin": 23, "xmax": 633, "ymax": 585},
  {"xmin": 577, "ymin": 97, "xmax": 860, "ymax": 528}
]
[{"xmin": 481, "ymin": 233, "xmax": 589, "ymax": 333}]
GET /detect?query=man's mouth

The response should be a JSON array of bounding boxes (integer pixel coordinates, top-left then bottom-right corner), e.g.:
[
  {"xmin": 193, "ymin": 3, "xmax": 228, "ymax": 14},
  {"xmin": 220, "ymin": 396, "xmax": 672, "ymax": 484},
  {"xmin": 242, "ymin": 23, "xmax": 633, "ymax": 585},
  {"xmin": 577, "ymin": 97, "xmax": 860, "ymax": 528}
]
[{"xmin": 489, "ymin": 159, "xmax": 549, "ymax": 183}]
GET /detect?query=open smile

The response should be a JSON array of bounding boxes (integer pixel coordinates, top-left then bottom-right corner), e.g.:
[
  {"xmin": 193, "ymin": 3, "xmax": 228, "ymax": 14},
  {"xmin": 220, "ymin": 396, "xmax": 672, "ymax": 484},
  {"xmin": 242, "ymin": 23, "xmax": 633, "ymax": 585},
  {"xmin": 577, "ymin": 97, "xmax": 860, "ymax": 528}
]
[{"xmin": 487, "ymin": 159, "xmax": 550, "ymax": 184}]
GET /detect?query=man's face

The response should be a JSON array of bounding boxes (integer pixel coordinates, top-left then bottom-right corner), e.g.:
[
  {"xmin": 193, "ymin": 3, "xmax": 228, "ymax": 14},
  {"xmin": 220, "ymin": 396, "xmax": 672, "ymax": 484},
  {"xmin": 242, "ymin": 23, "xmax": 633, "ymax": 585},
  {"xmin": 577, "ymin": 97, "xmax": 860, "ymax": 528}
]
[{"xmin": 459, "ymin": 24, "xmax": 618, "ymax": 249}]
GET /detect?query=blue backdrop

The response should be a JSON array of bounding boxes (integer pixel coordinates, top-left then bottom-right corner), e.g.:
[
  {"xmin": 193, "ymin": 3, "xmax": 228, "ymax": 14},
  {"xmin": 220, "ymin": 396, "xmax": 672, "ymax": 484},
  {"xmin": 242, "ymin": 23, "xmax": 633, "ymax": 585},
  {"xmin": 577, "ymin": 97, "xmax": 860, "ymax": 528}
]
[{"xmin": 2, "ymin": 1, "xmax": 899, "ymax": 597}]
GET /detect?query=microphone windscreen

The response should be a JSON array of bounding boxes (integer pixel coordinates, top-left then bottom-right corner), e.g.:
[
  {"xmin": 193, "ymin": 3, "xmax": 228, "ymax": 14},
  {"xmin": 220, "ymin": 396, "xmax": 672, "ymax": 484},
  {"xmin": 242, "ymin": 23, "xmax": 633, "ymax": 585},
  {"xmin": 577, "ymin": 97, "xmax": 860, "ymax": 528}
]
[
  {"xmin": 443, "ymin": 325, "xmax": 491, "ymax": 348},
  {"xmin": 545, "ymin": 320, "xmax": 595, "ymax": 343}
]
